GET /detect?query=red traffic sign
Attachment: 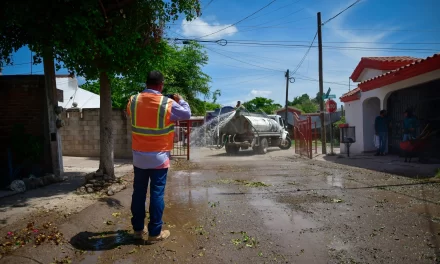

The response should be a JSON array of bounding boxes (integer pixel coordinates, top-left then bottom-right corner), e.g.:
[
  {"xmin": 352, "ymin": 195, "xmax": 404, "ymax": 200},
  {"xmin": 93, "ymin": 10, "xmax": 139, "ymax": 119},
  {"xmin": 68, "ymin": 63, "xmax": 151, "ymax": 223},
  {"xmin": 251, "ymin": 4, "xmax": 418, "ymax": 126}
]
[{"xmin": 326, "ymin": 99, "xmax": 337, "ymax": 113}]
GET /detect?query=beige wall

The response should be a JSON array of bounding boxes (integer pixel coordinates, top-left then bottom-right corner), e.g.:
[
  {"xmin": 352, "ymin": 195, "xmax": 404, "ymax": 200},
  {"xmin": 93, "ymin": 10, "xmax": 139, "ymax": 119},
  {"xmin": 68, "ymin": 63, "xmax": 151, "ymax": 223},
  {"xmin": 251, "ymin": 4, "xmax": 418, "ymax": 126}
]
[{"xmin": 60, "ymin": 108, "xmax": 132, "ymax": 158}]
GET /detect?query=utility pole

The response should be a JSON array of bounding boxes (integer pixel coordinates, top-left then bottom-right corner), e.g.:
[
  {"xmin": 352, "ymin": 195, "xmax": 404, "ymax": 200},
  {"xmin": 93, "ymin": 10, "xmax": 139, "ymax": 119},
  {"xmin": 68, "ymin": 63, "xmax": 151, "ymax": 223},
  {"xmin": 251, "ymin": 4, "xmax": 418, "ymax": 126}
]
[
  {"xmin": 284, "ymin": 69, "xmax": 289, "ymax": 123},
  {"xmin": 317, "ymin": 12, "xmax": 327, "ymax": 154},
  {"xmin": 284, "ymin": 70, "xmax": 295, "ymax": 126}
]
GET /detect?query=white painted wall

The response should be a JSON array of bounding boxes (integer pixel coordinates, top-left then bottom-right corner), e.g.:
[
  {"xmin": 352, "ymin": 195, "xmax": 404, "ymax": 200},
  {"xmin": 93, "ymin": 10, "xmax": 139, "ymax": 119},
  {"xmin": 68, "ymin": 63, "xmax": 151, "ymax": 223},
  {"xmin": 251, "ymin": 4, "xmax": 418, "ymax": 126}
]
[
  {"xmin": 357, "ymin": 69, "xmax": 387, "ymax": 82},
  {"xmin": 340, "ymin": 99, "xmax": 362, "ymax": 154},
  {"xmin": 362, "ymin": 97, "xmax": 380, "ymax": 152},
  {"xmin": 343, "ymin": 68, "xmax": 440, "ymax": 154}
]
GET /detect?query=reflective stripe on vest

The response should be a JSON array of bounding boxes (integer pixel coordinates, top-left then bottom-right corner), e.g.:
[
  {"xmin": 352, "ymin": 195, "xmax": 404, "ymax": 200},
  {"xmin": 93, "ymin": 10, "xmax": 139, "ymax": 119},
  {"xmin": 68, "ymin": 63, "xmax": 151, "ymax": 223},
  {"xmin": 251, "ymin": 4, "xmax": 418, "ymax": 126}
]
[{"xmin": 130, "ymin": 94, "xmax": 174, "ymax": 136}]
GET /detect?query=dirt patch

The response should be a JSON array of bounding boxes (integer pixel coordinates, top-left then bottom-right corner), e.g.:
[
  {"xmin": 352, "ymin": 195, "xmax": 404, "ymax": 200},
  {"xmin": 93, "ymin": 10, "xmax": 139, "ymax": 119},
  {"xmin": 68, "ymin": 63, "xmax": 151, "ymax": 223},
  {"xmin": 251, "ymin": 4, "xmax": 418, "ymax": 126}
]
[
  {"xmin": 215, "ymin": 179, "xmax": 271, "ymax": 187},
  {"xmin": 170, "ymin": 159, "xmax": 200, "ymax": 171}
]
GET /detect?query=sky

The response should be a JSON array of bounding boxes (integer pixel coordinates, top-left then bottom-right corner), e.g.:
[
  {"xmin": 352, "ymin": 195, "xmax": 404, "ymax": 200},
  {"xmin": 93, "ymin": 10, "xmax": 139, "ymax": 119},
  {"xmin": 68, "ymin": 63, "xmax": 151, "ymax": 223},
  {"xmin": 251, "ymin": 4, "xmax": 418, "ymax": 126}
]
[{"xmin": 2, "ymin": 0, "xmax": 440, "ymax": 108}]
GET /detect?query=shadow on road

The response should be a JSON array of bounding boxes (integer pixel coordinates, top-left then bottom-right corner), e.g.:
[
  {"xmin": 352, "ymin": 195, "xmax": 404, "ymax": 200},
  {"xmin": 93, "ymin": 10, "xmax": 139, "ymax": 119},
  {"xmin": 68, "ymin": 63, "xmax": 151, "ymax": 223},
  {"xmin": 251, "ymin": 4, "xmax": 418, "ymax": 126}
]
[
  {"xmin": 98, "ymin": 197, "xmax": 124, "ymax": 209},
  {"xmin": 70, "ymin": 230, "xmax": 146, "ymax": 251},
  {"xmin": 322, "ymin": 154, "xmax": 439, "ymax": 179},
  {"xmin": 207, "ymin": 148, "xmax": 283, "ymax": 157},
  {"xmin": 0, "ymin": 173, "xmax": 84, "ymax": 209}
]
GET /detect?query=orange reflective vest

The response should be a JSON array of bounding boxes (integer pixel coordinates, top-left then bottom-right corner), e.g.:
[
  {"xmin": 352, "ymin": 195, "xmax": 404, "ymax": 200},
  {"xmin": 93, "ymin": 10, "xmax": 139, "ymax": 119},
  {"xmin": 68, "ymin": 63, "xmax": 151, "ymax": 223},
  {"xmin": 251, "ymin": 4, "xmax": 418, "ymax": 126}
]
[{"xmin": 126, "ymin": 92, "xmax": 174, "ymax": 152}]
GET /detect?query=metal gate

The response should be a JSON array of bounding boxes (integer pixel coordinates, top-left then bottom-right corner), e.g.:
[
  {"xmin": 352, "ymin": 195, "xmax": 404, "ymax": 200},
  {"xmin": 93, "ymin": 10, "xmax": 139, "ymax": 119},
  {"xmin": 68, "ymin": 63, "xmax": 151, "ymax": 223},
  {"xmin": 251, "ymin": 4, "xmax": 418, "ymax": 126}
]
[
  {"xmin": 171, "ymin": 120, "xmax": 191, "ymax": 160},
  {"xmin": 293, "ymin": 113, "xmax": 313, "ymax": 159}
]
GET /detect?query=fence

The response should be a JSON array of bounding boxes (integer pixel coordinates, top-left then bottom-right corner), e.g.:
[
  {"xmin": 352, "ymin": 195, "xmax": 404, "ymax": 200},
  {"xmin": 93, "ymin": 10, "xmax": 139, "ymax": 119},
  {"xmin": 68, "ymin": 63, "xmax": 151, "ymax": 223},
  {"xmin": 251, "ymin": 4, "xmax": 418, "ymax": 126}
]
[
  {"xmin": 293, "ymin": 113, "xmax": 313, "ymax": 159},
  {"xmin": 60, "ymin": 108, "xmax": 193, "ymax": 160},
  {"xmin": 171, "ymin": 121, "xmax": 191, "ymax": 160}
]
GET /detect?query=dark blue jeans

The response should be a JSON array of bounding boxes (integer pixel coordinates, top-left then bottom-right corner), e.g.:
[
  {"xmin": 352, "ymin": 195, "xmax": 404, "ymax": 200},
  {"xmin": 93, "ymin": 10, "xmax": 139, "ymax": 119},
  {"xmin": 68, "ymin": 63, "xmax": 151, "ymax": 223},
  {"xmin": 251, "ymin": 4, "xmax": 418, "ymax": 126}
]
[
  {"xmin": 377, "ymin": 132, "xmax": 387, "ymax": 154},
  {"xmin": 131, "ymin": 167, "xmax": 168, "ymax": 236}
]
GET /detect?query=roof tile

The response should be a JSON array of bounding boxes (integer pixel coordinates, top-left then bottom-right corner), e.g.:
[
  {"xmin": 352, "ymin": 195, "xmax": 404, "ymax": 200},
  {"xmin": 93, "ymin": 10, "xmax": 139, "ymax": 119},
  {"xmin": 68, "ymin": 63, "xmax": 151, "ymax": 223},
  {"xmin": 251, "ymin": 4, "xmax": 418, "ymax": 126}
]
[
  {"xmin": 341, "ymin": 87, "xmax": 360, "ymax": 98},
  {"xmin": 359, "ymin": 53, "xmax": 440, "ymax": 87}
]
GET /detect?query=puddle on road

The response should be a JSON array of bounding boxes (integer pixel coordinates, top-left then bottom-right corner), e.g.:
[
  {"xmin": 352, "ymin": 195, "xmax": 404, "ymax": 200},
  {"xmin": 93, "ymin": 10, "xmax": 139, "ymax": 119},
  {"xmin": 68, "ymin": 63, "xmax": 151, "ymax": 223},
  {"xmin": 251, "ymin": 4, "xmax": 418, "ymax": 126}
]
[
  {"xmin": 326, "ymin": 175, "xmax": 344, "ymax": 188},
  {"xmin": 250, "ymin": 198, "xmax": 317, "ymax": 233},
  {"xmin": 79, "ymin": 170, "xmax": 222, "ymax": 264}
]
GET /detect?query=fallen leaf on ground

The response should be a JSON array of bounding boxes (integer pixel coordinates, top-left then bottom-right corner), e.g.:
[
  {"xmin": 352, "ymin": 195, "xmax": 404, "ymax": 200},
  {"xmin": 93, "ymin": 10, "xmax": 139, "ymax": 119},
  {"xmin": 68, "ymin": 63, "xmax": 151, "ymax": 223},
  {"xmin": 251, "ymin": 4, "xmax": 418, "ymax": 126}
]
[
  {"xmin": 331, "ymin": 199, "xmax": 343, "ymax": 203},
  {"xmin": 104, "ymin": 220, "xmax": 114, "ymax": 225}
]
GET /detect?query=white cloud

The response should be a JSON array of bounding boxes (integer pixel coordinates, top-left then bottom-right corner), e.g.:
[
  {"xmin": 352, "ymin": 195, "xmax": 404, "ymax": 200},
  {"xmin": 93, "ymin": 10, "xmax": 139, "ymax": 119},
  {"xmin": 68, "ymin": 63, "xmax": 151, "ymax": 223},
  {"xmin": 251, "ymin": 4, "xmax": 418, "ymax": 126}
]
[
  {"xmin": 181, "ymin": 18, "xmax": 238, "ymax": 40},
  {"xmin": 250, "ymin": 89, "xmax": 272, "ymax": 97}
]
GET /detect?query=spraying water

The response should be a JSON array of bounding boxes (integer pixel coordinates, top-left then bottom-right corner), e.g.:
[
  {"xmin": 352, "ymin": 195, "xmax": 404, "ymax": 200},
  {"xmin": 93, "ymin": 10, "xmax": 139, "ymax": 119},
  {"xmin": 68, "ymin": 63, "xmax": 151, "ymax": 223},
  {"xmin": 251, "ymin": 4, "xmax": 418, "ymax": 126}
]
[
  {"xmin": 189, "ymin": 106, "xmax": 273, "ymax": 150},
  {"xmin": 190, "ymin": 110, "xmax": 236, "ymax": 149}
]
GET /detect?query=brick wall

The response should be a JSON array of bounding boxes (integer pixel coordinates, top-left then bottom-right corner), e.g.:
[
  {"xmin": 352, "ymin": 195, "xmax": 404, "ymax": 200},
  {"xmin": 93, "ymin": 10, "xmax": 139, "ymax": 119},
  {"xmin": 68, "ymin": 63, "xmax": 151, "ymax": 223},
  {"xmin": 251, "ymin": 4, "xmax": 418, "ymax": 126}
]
[
  {"xmin": 60, "ymin": 108, "xmax": 132, "ymax": 158},
  {"xmin": 0, "ymin": 75, "xmax": 52, "ymax": 185}
]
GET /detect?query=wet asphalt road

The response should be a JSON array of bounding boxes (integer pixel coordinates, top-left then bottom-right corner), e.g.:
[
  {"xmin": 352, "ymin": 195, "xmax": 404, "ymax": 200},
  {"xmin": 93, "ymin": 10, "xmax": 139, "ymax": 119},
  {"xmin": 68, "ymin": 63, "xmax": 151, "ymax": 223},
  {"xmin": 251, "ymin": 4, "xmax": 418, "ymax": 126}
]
[{"xmin": 1, "ymin": 147, "xmax": 440, "ymax": 263}]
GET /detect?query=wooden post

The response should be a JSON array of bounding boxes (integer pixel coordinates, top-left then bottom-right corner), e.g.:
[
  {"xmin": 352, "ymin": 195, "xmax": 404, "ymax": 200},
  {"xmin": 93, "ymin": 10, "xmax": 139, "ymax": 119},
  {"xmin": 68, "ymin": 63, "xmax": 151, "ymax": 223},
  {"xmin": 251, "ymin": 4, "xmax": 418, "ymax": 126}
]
[{"xmin": 317, "ymin": 12, "xmax": 327, "ymax": 154}]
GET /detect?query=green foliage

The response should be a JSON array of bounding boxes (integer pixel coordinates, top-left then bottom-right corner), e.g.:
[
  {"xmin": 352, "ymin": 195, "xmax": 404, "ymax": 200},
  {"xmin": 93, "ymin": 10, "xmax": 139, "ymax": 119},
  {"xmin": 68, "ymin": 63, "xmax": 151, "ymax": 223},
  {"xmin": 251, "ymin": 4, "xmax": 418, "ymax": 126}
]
[
  {"xmin": 0, "ymin": 0, "xmax": 200, "ymax": 76},
  {"xmin": 243, "ymin": 97, "xmax": 282, "ymax": 114},
  {"xmin": 289, "ymin": 93, "xmax": 318, "ymax": 113},
  {"xmin": 334, "ymin": 116, "xmax": 346, "ymax": 127},
  {"xmin": 212, "ymin": 89, "xmax": 221, "ymax": 104},
  {"xmin": 80, "ymin": 41, "xmax": 212, "ymax": 114},
  {"xmin": 80, "ymin": 77, "xmax": 144, "ymax": 109}
]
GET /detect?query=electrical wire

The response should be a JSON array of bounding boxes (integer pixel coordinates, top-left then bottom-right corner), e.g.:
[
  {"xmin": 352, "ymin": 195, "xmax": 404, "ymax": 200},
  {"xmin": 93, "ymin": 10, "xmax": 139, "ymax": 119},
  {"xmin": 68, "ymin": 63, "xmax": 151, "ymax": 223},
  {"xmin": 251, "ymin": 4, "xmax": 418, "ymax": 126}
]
[
  {"xmin": 241, "ymin": 0, "xmax": 302, "ymax": 23},
  {"xmin": 291, "ymin": 31, "xmax": 318, "ymax": 75},
  {"xmin": 214, "ymin": 73, "xmax": 275, "ymax": 87},
  {"xmin": 196, "ymin": 0, "xmax": 278, "ymax": 39},
  {"xmin": 193, "ymin": 39, "xmax": 440, "ymax": 45},
  {"xmin": 250, "ymin": 8, "xmax": 305, "ymax": 28},
  {"xmin": 201, "ymin": 41, "xmax": 440, "ymax": 52},
  {"xmin": 321, "ymin": 0, "xmax": 362, "ymax": 26},
  {"xmin": 325, "ymin": 27, "xmax": 440, "ymax": 33},
  {"xmin": 205, "ymin": 46, "xmax": 285, "ymax": 72},
  {"xmin": 202, "ymin": 0, "xmax": 215, "ymax": 11}
]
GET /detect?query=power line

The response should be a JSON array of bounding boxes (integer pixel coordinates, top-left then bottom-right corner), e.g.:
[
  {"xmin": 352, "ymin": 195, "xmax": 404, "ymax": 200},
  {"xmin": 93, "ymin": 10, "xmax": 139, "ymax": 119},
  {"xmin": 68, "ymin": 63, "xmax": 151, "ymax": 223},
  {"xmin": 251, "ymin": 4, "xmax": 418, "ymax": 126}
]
[
  {"xmin": 196, "ymin": 0, "xmax": 278, "ymax": 39},
  {"xmin": 321, "ymin": 0, "xmax": 362, "ymax": 26},
  {"xmin": 194, "ymin": 39, "xmax": 440, "ymax": 45},
  {"xmin": 250, "ymin": 8, "xmax": 305, "ymax": 28},
  {"xmin": 202, "ymin": 0, "xmax": 215, "ymax": 11},
  {"xmin": 295, "ymin": 73, "xmax": 350, "ymax": 87},
  {"xmin": 214, "ymin": 73, "xmax": 274, "ymax": 86},
  {"xmin": 205, "ymin": 46, "xmax": 284, "ymax": 72},
  {"xmin": 292, "ymin": 31, "xmax": 318, "ymax": 75},
  {"xmin": 241, "ymin": 0, "xmax": 302, "ymax": 23},
  {"xmin": 325, "ymin": 27, "xmax": 440, "ymax": 33},
  {"xmin": 202, "ymin": 41, "xmax": 440, "ymax": 52}
]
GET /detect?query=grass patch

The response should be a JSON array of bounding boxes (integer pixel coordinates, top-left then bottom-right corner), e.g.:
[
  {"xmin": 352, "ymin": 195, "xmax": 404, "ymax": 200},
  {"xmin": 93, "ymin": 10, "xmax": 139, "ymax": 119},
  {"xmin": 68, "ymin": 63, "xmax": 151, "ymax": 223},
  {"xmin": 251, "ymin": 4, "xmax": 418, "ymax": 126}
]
[
  {"xmin": 435, "ymin": 168, "xmax": 440, "ymax": 178},
  {"xmin": 230, "ymin": 231, "xmax": 258, "ymax": 248}
]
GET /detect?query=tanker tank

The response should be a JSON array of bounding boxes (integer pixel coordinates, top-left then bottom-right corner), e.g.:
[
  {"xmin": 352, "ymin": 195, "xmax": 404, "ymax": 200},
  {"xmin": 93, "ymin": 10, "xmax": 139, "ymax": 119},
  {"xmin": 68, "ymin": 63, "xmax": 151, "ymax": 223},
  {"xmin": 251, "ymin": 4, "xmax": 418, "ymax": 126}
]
[{"xmin": 219, "ymin": 113, "xmax": 281, "ymax": 135}]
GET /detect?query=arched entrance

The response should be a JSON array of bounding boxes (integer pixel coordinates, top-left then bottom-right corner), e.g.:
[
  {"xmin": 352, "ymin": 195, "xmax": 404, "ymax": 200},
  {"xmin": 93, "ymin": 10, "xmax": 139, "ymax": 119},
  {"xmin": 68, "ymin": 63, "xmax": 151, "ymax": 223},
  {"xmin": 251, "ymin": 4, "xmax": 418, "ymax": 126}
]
[{"xmin": 363, "ymin": 97, "xmax": 380, "ymax": 152}]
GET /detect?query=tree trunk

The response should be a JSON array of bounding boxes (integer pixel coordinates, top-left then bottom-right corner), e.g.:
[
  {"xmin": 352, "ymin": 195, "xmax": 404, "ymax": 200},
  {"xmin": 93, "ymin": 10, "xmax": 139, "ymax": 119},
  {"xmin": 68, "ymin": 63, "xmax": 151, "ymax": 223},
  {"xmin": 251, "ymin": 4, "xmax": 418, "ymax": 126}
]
[{"xmin": 98, "ymin": 72, "xmax": 115, "ymax": 178}]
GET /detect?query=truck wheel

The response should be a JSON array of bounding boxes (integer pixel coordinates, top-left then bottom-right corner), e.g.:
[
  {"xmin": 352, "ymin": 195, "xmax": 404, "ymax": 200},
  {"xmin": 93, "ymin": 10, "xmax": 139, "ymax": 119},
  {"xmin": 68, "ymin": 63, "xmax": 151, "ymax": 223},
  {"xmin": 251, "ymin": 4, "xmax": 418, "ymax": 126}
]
[
  {"xmin": 279, "ymin": 136, "xmax": 292, "ymax": 150},
  {"xmin": 225, "ymin": 145, "xmax": 240, "ymax": 155},
  {"xmin": 258, "ymin": 138, "xmax": 268, "ymax": 154}
]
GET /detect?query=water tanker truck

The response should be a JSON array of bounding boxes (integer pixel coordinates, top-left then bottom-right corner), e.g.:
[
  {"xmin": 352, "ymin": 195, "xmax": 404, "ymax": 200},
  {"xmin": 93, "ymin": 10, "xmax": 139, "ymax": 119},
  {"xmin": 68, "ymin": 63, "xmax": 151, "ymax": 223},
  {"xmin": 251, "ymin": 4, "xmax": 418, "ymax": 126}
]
[{"xmin": 218, "ymin": 110, "xmax": 292, "ymax": 154}]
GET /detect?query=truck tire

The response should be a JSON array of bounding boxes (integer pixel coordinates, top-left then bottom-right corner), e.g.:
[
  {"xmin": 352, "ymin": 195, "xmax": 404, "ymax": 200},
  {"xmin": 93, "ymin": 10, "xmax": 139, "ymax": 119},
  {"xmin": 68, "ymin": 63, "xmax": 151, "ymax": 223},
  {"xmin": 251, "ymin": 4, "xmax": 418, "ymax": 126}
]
[
  {"xmin": 258, "ymin": 138, "xmax": 268, "ymax": 154},
  {"xmin": 279, "ymin": 136, "xmax": 292, "ymax": 150},
  {"xmin": 225, "ymin": 145, "xmax": 240, "ymax": 155}
]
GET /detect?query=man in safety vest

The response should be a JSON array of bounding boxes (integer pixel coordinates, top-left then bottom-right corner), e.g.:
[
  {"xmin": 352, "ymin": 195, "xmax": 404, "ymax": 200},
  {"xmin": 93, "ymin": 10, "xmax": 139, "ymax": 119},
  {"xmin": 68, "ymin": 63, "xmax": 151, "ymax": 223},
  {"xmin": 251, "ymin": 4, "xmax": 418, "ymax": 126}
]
[{"xmin": 126, "ymin": 71, "xmax": 191, "ymax": 241}]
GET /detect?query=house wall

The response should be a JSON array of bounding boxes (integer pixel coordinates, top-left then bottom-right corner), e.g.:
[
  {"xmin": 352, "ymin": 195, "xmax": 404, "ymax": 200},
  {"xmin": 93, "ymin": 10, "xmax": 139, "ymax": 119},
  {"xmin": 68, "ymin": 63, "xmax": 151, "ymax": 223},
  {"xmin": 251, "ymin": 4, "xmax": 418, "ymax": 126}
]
[
  {"xmin": 343, "ymin": 68, "xmax": 440, "ymax": 154},
  {"xmin": 60, "ymin": 109, "xmax": 132, "ymax": 158},
  {"xmin": 357, "ymin": 69, "xmax": 386, "ymax": 82},
  {"xmin": 340, "ymin": 100, "xmax": 362, "ymax": 154},
  {"xmin": 0, "ymin": 75, "xmax": 52, "ymax": 185},
  {"xmin": 362, "ymin": 97, "xmax": 380, "ymax": 152}
]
